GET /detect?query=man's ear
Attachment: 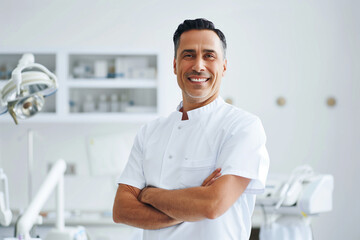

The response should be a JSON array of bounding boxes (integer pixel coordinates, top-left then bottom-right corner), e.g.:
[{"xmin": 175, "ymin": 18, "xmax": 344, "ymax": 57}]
[
  {"xmin": 173, "ymin": 58, "xmax": 177, "ymax": 75},
  {"xmin": 222, "ymin": 59, "xmax": 227, "ymax": 77}
]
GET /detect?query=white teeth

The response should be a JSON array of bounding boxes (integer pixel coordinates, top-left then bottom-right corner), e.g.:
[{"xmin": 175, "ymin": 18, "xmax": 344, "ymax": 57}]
[{"xmin": 189, "ymin": 78, "xmax": 207, "ymax": 82}]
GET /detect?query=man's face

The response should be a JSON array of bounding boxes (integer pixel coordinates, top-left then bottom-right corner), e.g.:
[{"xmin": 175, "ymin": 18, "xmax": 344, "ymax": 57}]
[{"xmin": 173, "ymin": 30, "xmax": 227, "ymax": 105}]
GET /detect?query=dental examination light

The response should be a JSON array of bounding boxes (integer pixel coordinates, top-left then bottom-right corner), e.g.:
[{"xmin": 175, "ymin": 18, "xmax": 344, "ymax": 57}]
[{"xmin": 0, "ymin": 53, "xmax": 58, "ymax": 124}]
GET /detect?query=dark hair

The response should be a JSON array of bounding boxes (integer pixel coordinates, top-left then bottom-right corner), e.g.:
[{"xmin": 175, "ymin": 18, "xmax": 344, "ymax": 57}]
[{"xmin": 173, "ymin": 18, "xmax": 227, "ymax": 59}]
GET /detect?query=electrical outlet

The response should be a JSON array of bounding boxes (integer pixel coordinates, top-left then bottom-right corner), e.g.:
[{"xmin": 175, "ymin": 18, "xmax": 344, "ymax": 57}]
[
  {"xmin": 65, "ymin": 163, "xmax": 76, "ymax": 175},
  {"xmin": 47, "ymin": 162, "xmax": 76, "ymax": 175}
]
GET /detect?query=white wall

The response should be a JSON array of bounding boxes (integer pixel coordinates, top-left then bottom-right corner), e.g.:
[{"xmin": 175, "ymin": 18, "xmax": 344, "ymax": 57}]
[{"xmin": 0, "ymin": 0, "xmax": 359, "ymax": 239}]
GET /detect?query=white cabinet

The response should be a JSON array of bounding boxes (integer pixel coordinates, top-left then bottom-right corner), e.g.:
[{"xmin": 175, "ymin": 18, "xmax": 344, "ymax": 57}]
[{"xmin": 0, "ymin": 51, "xmax": 160, "ymax": 123}]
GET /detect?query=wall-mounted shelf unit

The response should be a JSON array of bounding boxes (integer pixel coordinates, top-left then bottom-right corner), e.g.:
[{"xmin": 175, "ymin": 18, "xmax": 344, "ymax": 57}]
[{"xmin": 0, "ymin": 50, "xmax": 160, "ymax": 123}]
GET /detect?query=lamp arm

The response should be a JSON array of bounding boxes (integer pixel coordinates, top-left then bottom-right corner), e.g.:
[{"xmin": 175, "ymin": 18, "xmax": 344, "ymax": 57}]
[
  {"xmin": 11, "ymin": 53, "xmax": 35, "ymax": 95},
  {"xmin": 0, "ymin": 168, "xmax": 12, "ymax": 226},
  {"xmin": 11, "ymin": 67, "xmax": 23, "ymax": 96},
  {"xmin": 16, "ymin": 159, "xmax": 66, "ymax": 239}
]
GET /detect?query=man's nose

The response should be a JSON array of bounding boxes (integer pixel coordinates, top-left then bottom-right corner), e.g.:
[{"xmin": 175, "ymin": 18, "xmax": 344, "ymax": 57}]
[{"xmin": 192, "ymin": 57, "xmax": 205, "ymax": 72}]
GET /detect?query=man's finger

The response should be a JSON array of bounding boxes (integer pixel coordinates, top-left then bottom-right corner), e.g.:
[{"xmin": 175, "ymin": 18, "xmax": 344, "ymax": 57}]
[
  {"xmin": 204, "ymin": 172, "xmax": 222, "ymax": 186},
  {"xmin": 205, "ymin": 177, "xmax": 216, "ymax": 187},
  {"xmin": 201, "ymin": 168, "xmax": 221, "ymax": 186},
  {"xmin": 202, "ymin": 168, "xmax": 221, "ymax": 186}
]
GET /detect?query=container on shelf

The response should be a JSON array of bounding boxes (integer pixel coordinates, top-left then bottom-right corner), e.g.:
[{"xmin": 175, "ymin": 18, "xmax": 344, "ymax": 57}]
[
  {"xmin": 98, "ymin": 94, "xmax": 109, "ymax": 112},
  {"xmin": 83, "ymin": 95, "xmax": 96, "ymax": 113},
  {"xmin": 110, "ymin": 94, "xmax": 119, "ymax": 112}
]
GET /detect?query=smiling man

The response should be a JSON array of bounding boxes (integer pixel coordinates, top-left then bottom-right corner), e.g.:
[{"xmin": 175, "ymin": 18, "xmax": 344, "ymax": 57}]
[
  {"xmin": 113, "ymin": 18, "xmax": 270, "ymax": 240},
  {"xmin": 175, "ymin": 28, "xmax": 226, "ymax": 119}
]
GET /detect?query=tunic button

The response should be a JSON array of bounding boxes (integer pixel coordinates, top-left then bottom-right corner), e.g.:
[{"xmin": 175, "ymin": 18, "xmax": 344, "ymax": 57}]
[
  {"xmin": 178, "ymin": 126, "xmax": 181, "ymax": 130},
  {"xmin": 169, "ymin": 155, "xmax": 173, "ymax": 159}
]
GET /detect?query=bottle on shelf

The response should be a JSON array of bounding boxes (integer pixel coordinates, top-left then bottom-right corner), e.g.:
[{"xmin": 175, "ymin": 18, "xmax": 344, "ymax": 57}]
[
  {"xmin": 119, "ymin": 93, "xmax": 129, "ymax": 112},
  {"xmin": 115, "ymin": 58, "xmax": 126, "ymax": 78},
  {"xmin": 83, "ymin": 95, "xmax": 96, "ymax": 112},
  {"xmin": 94, "ymin": 60, "xmax": 108, "ymax": 78},
  {"xmin": 110, "ymin": 94, "xmax": 119, "ymax": 112},
  {"xmin": 72, "ymin": 62, "xmax": 92, "ymax": 78},
  {"xmin": 98, "ymin": 94, "xmax": 109, "ymax": 112},
  {"xmin": 69, "ymin": 91, "xmax": 80, "ymax": 113}
]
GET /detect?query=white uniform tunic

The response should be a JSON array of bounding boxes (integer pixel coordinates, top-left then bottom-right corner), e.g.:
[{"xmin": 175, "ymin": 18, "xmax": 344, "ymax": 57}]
[{"xmin": 118, "ymin": 96, "xmax": 270, "ymax": 240}]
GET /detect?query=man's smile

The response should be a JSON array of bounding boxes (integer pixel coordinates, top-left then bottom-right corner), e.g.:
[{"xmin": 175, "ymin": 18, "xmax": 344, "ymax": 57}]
[
  {"xmin": 186, "ymin": 72, "xmax": 211, "ymax": 83},
  {"xmin": 188, "ymin": 77, "xmax": 210, "ymax": 83}
]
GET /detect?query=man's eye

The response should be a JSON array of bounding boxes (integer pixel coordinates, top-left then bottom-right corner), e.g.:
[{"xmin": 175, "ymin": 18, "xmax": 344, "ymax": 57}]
[
  {"xmin": 184, "ymin": 54, "xmax": 193, "ymax": 58},
  {"xmin": 205, "ymin": 54, "xmax": 215, "ymax": 59}
]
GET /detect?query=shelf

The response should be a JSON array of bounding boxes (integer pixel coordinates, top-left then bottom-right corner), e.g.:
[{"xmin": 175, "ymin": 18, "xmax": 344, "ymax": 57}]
[
  {"xmin": 66, "ymin": 113, "xmax": 158, "ymax": 122},
  {"xmin": 0, "ymin": 113, "xmax": 159, "ymax": 123},
  {"xmin": 0, "ymin": 112, "xmax": 59, "ymax": 123},
  {"xmin": 67, "ymin": 78, "xmax": 157, "ymax": 88}
]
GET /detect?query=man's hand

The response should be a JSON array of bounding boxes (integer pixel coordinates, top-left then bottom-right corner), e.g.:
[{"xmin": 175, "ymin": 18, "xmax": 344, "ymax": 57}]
[
  {"xmin": 138, "ymin": 185, "xmax": 154, "ymax": 202},
  {"xmin": 113, "ymin": 184, "xmax": 183, "ymax": 229},
  {"xmin": 201, "ymin": 168, "xmax": 222, "ymax": 187}
]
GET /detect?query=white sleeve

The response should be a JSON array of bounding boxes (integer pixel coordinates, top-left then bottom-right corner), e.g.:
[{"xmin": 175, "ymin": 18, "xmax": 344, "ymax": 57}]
[
  {"xmin": 217, "ymin": 117, "xmax": 270, "ymax": 194},
  {"xmin": 117, "ymin": 126, "xmax": 146, "ymax": 190}
]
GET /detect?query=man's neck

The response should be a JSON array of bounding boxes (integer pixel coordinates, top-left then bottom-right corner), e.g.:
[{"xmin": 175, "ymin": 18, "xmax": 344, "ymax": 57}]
[
  {"xmin": 180, "ymin": 94, "xmax": 218, "ymax": 120},
  {"xmin": 179, "ymin": 108, "xmax": 189, "ymax": 120}
]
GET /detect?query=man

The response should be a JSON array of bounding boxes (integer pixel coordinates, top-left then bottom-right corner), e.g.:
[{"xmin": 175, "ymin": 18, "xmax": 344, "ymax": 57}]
[{"xmin": 113, "ymin": 18, "xmax": 269, "ymax": 240}]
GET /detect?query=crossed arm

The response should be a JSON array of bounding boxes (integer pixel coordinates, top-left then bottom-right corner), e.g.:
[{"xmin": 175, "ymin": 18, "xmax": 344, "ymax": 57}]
[
  {"xmin": 112, "ymin": 183, "xmax": 181, "ymax": 229},
  {"xmin": 138, "ymin": 173, "xmax": 250, "ymax": 221},
  {"xmin": 112, "ymin": 168, "xmax": 250, "ymax": 229}
]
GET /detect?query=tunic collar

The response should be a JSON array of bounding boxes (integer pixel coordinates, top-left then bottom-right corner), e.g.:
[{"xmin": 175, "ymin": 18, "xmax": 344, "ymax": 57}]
[{"xmin": 176, "ymin": 96, "xmax": 225, "ymax": 120}]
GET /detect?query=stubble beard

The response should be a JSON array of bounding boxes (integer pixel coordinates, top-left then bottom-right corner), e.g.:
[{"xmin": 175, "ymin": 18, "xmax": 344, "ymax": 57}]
[{"xmin": 183, "ymin": 90, "xmax": 210, "ymax": 103}]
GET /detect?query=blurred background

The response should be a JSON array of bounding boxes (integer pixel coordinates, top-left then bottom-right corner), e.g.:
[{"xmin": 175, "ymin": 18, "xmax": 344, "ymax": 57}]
[{"xmin": 0, "ymin": 0, "xmax": 359, "ymax": 239}]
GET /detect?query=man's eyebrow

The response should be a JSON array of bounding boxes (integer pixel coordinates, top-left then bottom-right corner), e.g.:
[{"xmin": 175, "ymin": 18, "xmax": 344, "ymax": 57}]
[
  {"xmin": 180, "ymin": 49, "xmax": 218, "ymax": 55},
  {"xmin": 180, "ymin": 49, "xmax": 196, "ymax": 55},
  {"xmin": 203, "ymin": 49, "xmax": 217, "ymax": 53}
]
